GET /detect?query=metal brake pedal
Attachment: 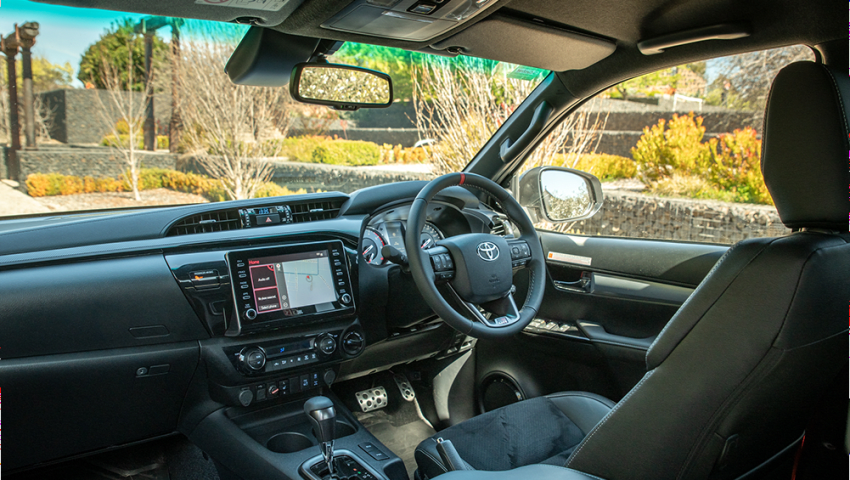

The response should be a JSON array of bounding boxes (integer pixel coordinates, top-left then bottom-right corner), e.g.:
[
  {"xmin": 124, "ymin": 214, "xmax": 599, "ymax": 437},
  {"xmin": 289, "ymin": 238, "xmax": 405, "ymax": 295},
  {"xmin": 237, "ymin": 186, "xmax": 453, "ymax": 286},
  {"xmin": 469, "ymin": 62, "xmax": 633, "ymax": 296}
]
[
  {"xmin": 393, "ymin": 373, "xmax": 415, "ymax": 402},
  {"xmin": 356, "ymin": 386, "xmax": 388, "ymax": 413}
]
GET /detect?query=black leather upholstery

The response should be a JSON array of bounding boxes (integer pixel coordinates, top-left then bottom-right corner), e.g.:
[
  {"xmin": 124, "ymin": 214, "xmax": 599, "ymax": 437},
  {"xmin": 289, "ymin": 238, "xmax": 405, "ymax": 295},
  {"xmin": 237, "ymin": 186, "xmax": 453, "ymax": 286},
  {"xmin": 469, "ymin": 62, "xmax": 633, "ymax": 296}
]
[
  {"xmin": 563, "ymin": 62, "xmax": 850, "ymax": 480},
  {"xmin": 415, "ymin": 393, "xmax": 613, "ymax": 479},
  {"xmin": 761, "ymin": 62, "xmax": 850, "ymax": 230},
  {"xmin": 415, "ymin": 61, "xmax": 849, "ymax": 480},
  {"xmin": 438, "ymin": 464, "xmax": 604, "ymax": 480}
]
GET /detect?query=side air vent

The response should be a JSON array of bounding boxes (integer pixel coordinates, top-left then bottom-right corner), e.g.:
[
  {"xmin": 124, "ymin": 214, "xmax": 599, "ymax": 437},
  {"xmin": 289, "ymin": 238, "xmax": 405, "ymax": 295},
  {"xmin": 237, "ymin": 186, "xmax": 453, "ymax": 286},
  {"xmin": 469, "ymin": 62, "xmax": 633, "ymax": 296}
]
[
  {"xmin": 290, "ymin": 199, "xmax": 345, "ymax": 223},
  {"xmin": 167, "ymin": 210, "xmax": 241, "ymax": 236},
  {"xmin": 490, "ymin": 215, "xmax": 515, "ymax": 237}
]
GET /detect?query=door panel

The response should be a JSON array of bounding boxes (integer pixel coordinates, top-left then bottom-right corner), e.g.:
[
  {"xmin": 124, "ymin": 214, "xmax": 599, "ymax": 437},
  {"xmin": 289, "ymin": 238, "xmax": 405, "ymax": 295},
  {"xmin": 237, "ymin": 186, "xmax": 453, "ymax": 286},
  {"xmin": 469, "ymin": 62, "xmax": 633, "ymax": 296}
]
[{"xmin": 475, "ymin": 233, "xmax": 727, "ymax": 406}]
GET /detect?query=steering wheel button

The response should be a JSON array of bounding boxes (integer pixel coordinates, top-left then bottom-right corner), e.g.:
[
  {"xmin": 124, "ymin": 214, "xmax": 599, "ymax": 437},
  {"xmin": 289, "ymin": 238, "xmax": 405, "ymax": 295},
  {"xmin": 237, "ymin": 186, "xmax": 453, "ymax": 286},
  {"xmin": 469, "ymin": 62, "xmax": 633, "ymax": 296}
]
[{"xmin": 433, "ymin": 255, "xmax": 444, "ymax": 271}]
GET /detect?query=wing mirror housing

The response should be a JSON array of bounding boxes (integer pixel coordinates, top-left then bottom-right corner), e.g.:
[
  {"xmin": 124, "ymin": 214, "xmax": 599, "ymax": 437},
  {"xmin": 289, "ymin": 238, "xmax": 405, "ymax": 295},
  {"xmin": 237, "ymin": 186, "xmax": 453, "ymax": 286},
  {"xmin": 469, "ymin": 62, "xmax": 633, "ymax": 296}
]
[
  {"xmin": 515, "ymin": 167, "xmax": 604, "ymax": 223},
  {"xmin": 290, "ymin": 62, "xmax": 393, "ymax": 111}
]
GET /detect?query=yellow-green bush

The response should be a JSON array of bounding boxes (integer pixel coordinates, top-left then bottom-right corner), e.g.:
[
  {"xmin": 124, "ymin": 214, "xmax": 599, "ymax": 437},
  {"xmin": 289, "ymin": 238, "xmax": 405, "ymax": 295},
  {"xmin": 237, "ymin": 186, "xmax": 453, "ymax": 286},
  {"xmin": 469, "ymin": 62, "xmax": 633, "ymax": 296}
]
[
  {"xmin": 101, "ymin": 134, "xmax": 170, "ymax": 150},
  {"xmin": 26, "ymin": 169, "xmax": 301, "ymax": 203},
  {"xmin": 272, "ymin": 136, "xmax": 330, "ymax": 162},
  {"xmin": 555, "ymin": 153, "xmax": 636, "ymax": 181},
  {"xmin": 379, "ymin": 144, "xmax": 429, "ymax": 164},
  {"xmin": 706, "ymin": 128, "xmax": 771, "ymax": 204},
  {"xmin": 272, "ymin": 136, "xmax": 386, "ymax": 166},
  {"xmin": 631, "ymin": 114, "xmax": 772, "ymax": 205},
  {"xmin": 311, "ymin": 140, "xmax": 381, "ymax": 166},
  {"xmin": 253, "ymin": 183, "xmax": 307, "ymax": 198},
  {"xmin": 631, "ymin": 113, "xmax": 713, "ymax": 183}
]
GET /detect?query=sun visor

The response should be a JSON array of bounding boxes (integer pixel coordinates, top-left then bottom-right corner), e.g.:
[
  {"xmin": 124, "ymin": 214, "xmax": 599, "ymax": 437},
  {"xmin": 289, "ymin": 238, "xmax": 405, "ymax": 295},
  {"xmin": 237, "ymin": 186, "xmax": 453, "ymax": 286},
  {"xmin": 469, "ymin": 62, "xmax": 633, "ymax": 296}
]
[{"xmin": 430, "ymin": 15, "xmax": 616, "ymax": 72}]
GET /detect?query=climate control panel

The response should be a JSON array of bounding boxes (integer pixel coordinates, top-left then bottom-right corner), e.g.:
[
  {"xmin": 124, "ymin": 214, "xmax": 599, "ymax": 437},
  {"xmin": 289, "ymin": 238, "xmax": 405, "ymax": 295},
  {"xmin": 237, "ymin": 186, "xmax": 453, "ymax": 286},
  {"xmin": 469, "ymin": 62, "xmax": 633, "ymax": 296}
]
[{"xmin": 224, "ymin": 327, "xmax": 364, "ymax": 377}]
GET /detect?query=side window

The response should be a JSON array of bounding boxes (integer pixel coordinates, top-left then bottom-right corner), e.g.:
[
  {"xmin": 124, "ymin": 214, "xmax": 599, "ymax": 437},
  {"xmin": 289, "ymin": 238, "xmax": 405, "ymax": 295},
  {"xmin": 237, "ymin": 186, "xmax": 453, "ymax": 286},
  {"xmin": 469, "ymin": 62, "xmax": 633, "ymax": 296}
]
[{"xmin": 527, "ymin": 45, "xmax": 814, "ymax": 245}]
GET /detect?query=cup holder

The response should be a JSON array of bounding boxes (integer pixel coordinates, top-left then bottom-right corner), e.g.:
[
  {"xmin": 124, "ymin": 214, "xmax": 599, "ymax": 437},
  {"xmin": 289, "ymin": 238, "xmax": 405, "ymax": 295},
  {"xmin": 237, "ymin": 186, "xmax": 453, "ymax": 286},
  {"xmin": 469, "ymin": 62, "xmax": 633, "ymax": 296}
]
[
  {"xmin": 336, "ymin": 421, "xmax": 355, "ymax": 438},
  {"xmin": 267, "ymin": 432, "xmax": 313, "ymax": 454},
  {"xmin": 265, "ymin": 421, "xmax": 357, "ymax": 454}
]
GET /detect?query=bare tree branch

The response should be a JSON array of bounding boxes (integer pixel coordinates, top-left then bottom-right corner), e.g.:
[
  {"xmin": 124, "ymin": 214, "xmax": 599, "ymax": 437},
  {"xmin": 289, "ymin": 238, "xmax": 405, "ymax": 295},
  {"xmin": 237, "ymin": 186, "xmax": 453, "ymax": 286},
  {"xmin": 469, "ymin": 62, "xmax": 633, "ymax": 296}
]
[
  {"xmin": 91, "ymin": 39, "xmax": 148, "ymax": 201},
  {"xmin": 177, "ymin": 23, "xmax": 293, "ymax": 200}
]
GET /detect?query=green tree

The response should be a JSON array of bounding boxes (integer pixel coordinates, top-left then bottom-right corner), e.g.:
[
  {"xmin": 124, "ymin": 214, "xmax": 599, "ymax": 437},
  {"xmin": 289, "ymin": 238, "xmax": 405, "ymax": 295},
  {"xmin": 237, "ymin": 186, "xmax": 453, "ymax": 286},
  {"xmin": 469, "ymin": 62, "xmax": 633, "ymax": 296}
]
[
  {"xmin": 78, "ymin": 18, "xmax": 169, "ymax": 91},
  {"xmin": 333, "ymin": 43, "xmax": 423, "ymax": 101},
  {"xmin": 0, "ymin": 56, "xmax": 74, "ymax": 93}
]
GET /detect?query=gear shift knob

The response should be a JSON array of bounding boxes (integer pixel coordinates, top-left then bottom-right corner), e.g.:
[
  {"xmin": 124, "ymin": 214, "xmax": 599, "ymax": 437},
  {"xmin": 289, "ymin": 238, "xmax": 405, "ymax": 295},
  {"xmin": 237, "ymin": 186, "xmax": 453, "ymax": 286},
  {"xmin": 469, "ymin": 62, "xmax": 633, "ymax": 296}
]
[
  {"xmin": 305, "ymin": 396, "xmax": 336, "ymax": 477},
  {"xmin": 305, "ymin": 396, "xmax": 336, "ymax": 443}
]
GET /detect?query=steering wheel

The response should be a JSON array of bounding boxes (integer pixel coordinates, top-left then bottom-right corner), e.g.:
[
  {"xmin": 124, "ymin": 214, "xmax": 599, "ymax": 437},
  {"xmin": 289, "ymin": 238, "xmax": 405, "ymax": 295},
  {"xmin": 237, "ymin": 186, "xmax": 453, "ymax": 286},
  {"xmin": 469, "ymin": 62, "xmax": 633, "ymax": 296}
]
[{"xmin": 405, "ymin": 172, "xmax": 546, "ymax": 339}]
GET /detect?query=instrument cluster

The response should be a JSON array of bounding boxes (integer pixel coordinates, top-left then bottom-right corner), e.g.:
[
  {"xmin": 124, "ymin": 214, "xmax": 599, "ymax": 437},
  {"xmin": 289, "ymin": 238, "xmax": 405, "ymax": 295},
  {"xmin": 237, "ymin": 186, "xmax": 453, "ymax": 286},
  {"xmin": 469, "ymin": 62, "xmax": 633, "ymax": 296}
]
[{"xmin": 361, "ymin": 221, "xmax": 444, "ymax": 266}]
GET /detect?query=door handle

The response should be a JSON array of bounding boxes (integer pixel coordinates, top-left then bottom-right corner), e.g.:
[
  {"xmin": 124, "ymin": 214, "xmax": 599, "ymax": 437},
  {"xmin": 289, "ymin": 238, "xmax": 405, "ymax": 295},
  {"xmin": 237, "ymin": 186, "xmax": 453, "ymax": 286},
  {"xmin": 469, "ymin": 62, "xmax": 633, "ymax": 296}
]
[{"xmin": 553, "ymin": 272, "xmax": 591, "ymax": 293}]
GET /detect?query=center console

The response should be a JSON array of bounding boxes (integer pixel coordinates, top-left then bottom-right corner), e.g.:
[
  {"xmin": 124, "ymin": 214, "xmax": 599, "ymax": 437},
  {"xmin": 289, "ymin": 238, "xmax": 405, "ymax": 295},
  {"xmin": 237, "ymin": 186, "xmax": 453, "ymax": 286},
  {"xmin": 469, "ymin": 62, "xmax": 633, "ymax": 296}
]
[{"xmin": 169, "ymin": 239, "xmax": 406, "ymax": 480}]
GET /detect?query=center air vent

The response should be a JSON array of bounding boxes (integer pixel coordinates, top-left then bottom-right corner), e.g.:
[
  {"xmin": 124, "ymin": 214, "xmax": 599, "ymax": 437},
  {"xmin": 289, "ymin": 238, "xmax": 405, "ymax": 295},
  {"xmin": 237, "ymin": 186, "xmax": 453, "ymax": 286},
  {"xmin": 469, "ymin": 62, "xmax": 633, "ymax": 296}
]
[
  {"xmin": 167, "ymin": 210, "xmax": 241, "ymax": 236},
  {"xmin": 290, "ymin": 199, "xmax": 344, "ymax": 223}
]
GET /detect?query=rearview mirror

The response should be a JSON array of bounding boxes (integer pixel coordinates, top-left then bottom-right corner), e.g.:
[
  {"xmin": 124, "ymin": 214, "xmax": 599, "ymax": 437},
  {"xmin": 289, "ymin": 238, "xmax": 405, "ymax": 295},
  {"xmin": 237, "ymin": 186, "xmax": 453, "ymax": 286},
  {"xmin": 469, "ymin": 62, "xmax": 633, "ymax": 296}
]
[
  {"xmin": 515, "ymin": 167, "xmax": 604, "ymax": 223},
  {"xmin": 290, "ymin": 63, "xmax": 393, "ymax": 111}
]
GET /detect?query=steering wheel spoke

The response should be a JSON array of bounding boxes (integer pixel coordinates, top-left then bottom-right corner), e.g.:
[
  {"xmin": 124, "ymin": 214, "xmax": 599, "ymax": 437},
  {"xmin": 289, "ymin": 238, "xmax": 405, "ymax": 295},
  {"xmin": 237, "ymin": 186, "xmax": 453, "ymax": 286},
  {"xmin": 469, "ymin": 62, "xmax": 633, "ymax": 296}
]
[{"xmin": 446, "ymin": 284, "xmax": 522, "ymax": 328}]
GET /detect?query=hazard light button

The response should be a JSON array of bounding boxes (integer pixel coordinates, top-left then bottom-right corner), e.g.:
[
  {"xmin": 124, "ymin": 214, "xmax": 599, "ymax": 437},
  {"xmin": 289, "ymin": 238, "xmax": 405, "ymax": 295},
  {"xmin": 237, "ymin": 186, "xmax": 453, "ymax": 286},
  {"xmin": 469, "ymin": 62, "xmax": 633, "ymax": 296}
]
[{"xmin": 254, "ymin": 214, "xmax": 281, "ymax": 226}]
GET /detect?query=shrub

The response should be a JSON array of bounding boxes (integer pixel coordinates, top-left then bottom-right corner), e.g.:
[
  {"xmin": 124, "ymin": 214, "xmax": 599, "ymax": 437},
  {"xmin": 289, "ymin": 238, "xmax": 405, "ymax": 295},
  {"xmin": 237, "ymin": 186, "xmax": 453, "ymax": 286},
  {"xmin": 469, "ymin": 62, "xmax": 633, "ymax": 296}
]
[
  {"xmin": 253, "ymin": 183, "xmax": 307, "ymax": 198},
  {"xmin": 25, "ymin": 169, "xmax": 305, "ymax": 203},
  {"xmin": 272, "ymin": 135, "xmax": 330, "ymax": 162},
  {"xmin": 26, "ymin": 173, "xmax": 64, "ymax": 197},
  {"xmin": 631, "ymin": 115, "xmax": 772, "ymax": 205},
  {"xmin": 559, "ymin": 153, "xmax": 637, "ymax": 181},
  {"xmin": 101, "ymin": 134, "xmax": 169, "ymax": 150},
  {"xmin": 631, "ymin": 113, "xmax": 712, "ymax": 183},
  {"xmin": 706, "ymin": 128, "xmax": 771, "ymax": 204},
  {"xmin": 311, "ymin": 140, "xmax": 381, "ymax": 166},
  {"xmin": 379, "ymin": 144, "xmax": 429, "ymax": 164}
]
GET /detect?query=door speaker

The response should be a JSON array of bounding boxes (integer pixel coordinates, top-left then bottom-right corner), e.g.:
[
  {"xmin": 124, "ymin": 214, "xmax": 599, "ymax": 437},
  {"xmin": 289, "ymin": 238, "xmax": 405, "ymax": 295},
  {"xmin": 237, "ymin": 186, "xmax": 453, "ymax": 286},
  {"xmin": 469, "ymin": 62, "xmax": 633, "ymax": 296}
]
[{"xmin": 479, "ymin": 373, "xmax": 524, "ymax": 412}]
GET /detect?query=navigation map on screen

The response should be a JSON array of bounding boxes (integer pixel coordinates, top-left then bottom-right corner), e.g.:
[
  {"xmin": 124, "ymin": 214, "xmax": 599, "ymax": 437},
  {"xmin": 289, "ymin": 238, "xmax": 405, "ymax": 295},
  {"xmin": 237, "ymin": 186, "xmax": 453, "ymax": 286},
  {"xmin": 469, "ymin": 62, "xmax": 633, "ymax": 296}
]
[{"xmin": 249, "ymin": 250, "xmax": 337, "ymax": 313}]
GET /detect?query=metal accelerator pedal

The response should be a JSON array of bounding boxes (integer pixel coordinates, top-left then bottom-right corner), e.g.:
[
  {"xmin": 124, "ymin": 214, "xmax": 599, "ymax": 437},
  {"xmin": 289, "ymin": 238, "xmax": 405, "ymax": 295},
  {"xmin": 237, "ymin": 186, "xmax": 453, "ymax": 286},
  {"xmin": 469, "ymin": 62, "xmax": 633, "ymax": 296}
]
[{"xmin": 356, "ymin": 386, "xmax": 388, "ymax": 413}]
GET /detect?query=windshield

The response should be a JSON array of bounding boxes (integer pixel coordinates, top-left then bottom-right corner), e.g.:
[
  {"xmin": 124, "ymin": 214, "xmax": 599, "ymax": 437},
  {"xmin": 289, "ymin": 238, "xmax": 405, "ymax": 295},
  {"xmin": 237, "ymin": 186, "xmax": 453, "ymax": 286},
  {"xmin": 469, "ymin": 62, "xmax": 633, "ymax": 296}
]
[{"xmin": 0, "ymin": 1, "xmax": 548, "ymax": 217}]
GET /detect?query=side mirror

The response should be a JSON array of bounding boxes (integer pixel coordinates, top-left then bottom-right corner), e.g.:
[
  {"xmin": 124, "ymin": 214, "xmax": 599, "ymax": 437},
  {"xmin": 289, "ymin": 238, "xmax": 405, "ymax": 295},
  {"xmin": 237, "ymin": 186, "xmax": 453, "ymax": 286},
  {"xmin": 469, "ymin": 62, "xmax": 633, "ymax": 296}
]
[
  {"xmin": 290, "ymin": 63, "xmax": 393, "ymax": 111},
  {"xmin": 515, "ymin": 167, "xmax": 604, "ymax": 223}
]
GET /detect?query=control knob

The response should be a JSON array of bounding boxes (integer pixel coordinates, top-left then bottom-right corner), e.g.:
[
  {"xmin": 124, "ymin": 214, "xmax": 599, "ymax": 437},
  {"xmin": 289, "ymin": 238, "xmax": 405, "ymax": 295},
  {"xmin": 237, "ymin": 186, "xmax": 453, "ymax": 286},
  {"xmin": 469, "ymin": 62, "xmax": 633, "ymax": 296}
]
[
  {"xmin": 316, "ymin": 333, "xmax": 337, "ymax": 355},
  {"xmin": 341, "ymin": 331, "xmax": 364, "ymax": 356},
  {"xmin": 237, "ymin": 346, "xmax": 266, "ymax": 374},
  {"xmin": 244, "ymin": 308, "xmax": 257, "ymax": 320}
]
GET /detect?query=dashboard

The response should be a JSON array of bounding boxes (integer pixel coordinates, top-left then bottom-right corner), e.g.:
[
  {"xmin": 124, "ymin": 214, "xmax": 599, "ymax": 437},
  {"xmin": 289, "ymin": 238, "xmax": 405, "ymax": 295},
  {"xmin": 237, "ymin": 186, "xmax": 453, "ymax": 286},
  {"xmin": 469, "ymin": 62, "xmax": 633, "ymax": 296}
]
[{"xmin": 0, "ymin": 180, "xmax": 501, "ymax": 472}]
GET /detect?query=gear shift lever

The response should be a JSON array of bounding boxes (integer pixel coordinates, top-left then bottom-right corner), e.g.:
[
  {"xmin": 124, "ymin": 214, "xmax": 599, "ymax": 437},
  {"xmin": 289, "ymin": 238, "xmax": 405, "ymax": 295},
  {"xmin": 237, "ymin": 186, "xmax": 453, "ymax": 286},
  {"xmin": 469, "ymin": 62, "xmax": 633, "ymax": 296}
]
[{"xmin": 304, "ymin": 396, "xmax": 337, "ymax": 478}]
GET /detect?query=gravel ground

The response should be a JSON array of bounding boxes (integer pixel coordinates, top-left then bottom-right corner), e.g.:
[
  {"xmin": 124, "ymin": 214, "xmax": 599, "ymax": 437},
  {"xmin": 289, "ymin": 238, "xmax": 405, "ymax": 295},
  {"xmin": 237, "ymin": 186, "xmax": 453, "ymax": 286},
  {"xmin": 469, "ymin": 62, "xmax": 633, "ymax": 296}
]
[{"xmin": 32, "ymin": 188, "xmax": 209, "ymax": 213}]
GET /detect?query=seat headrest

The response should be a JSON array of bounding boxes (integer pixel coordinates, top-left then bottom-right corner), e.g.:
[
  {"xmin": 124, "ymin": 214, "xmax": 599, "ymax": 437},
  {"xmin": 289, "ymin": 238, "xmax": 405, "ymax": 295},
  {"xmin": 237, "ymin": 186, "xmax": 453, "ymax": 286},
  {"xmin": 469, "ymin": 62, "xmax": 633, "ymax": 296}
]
[{"xmin": 761, "ymin": 62, "xmax": 849, "ymax": 230}]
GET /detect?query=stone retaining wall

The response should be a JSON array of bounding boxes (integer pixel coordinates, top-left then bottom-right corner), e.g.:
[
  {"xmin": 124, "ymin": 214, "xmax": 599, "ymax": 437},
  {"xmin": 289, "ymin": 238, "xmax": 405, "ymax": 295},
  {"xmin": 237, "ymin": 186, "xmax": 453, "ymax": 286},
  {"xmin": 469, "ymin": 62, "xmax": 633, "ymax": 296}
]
[
  {"xmin": 568, "ymin": 190, "xmax": 787, "ymax": 244},
  {"xmin": 12, "ymin": 146, "xmax": 178, "ymax": 180},
  {"xmin": 39, "ymin": 89, "xmax": 172, "ymax": 145},
  {"xmin": 178, "ymin": 157, "xmax": 434, "ymax": 193}
]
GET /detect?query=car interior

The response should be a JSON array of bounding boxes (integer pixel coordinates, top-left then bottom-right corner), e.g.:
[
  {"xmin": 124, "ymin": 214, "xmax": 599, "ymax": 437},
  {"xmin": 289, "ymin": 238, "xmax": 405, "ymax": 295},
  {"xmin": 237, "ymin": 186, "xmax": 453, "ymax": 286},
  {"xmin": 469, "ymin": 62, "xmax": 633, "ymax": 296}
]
[{"xmin": 1, "ymin": 0, "xmax": 847, "ymax": 479}]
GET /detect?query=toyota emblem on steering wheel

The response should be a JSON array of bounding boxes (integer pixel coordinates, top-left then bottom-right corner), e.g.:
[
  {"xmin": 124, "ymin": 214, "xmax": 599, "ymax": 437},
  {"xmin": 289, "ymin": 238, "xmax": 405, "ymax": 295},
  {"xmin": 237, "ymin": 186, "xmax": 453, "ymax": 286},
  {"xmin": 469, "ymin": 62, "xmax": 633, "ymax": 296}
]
[{"xmin": 477, "ymin": 242, "xmax": 500, "ymax": 261}]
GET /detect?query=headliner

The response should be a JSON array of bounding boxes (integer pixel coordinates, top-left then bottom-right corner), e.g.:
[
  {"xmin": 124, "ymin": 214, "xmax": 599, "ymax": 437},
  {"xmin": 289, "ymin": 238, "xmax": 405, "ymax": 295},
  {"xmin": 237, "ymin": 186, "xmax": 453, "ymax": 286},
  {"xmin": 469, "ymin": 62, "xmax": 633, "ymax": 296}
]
[{"xmin": 32, "ymin": 0, "xmax": 844, "ymax": 95}]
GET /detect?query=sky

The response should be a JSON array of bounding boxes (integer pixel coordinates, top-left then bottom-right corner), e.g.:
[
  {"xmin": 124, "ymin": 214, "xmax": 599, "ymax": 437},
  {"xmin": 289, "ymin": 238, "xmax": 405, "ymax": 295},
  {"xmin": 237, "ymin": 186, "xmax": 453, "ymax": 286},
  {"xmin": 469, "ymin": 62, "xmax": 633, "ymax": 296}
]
[{"xmin": 0, "ymin": 0, "xmax": 153, "ymax": 87}]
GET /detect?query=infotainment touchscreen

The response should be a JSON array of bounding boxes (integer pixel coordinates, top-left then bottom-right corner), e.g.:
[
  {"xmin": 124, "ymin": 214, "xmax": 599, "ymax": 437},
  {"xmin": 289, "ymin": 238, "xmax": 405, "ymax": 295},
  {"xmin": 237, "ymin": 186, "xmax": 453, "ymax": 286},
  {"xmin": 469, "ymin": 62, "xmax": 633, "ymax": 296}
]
[
  {"xmin": 249, "ymin": 250, "xmax": 337, "ymax": 314},
  {"xmin": 226, "ymin": 241, "xmax": 354, "ymax": 334}
]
